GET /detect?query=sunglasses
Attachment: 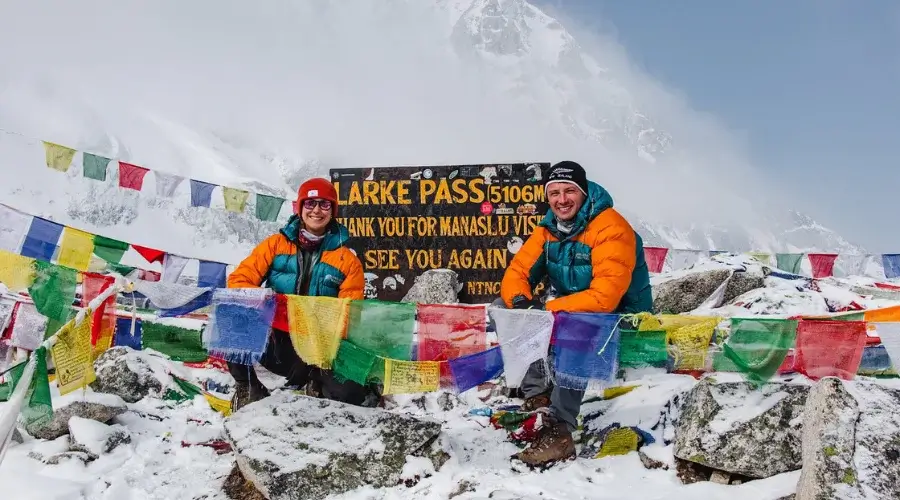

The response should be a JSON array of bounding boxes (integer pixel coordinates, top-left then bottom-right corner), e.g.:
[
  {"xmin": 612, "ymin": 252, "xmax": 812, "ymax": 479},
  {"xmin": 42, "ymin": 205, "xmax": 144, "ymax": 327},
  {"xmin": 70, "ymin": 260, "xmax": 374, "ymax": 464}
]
[{"xmin": 302, "ymin": 199, "xmax": 333, "ymax": 211}]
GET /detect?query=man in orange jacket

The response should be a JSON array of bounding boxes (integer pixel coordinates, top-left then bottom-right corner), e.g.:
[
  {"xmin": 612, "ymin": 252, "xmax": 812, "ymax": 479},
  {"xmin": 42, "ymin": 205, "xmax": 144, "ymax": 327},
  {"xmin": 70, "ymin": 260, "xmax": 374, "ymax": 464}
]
[
  {"xmin": 498, "ymin": 160, "xmax": 652, "ymax": 467},
  {"xmin": 227, "ymin": 177, "xmax": 368, "ymax": 411}
]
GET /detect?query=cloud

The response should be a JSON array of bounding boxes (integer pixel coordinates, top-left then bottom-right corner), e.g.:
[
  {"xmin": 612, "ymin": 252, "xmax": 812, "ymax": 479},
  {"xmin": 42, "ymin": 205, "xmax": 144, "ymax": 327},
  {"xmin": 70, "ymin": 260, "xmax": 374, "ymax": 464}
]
[{"xmin": 0, "ymin": 0, "xmax": 793, "ymax": 235}]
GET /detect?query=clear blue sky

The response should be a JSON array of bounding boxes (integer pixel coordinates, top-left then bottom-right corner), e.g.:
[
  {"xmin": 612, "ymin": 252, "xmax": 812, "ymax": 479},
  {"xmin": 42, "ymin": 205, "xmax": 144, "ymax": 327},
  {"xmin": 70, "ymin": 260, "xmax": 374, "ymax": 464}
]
[{"xmin": 538, "ymin": 0, "xmax": 900, "ymax": 252}]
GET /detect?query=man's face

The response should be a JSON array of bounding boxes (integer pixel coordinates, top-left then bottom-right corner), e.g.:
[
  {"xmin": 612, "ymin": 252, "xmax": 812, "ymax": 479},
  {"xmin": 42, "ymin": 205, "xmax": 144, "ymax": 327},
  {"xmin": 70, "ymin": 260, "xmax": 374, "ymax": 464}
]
[{"xmin": 546, "ymin": 182, "xmax": 585, "ymax": 222}]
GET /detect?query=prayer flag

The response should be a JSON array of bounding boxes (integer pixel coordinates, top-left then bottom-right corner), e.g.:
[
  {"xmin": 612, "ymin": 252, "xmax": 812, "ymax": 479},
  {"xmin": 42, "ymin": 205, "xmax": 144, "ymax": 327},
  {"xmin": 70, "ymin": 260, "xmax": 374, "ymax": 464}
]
[
  {"xmin": 92, "ymin": 235, "xmax": 129, "ymax": 264},
  {"xmin": 9, "ymin": 303, "xmax": 47, "ymax": 351},
  {"xmin": 286, "ymin": 295, "xmax": 349, "ymax": 368},
  {"xmin": 198, "ymin": 260, "xmax": 227, "ymax": 288},
  {"xmin": 118, "ymin": 162, "xmax": 149, "ymax": 190},
  {"xmin": 204, "ymin": 288, "xmax": 276, "ymax": 365},
  {"xmin": 81, "ymin": 273, "xmax": 117, "ymax": 356},
  {"xmin": 255, "ymin": 194, "xmax": 285, "ymax": 222},
  {"xmin": 666, "ymin": 317, "xmax": 719, "ymax": 371},
  {"xmin": 190, "ymin": 180, "xmax": 216, "ymax": 207},
  {"xmin": 161, "ymin": 254, "xmax": 190, "ymax": 283},
  {"xmin": 416, "ymin": 304, "xmax": 486, "ymax": 362},
  {"xmin": 552, "ymin": 312, "xmax": 621, "ymax": 390},
  {"xmin": 721, "ymin": 318, "xmax": 798, "ymax": 386},
  {"xmin": 222, "ymin": 187, "xmax": 249, "ymax": 213},
  {"xmin": 808, "ymin": 253, "xmax": 838, "ymax": 279},
  {"xmin": 383, "ymin": 358, "xmax": 440, "ymax": 395},
  {"xmin": 0, "ymin": 252, "xmax": 36, "ymax": 291},
  {"xmin": 141, "ymin": 321, "xmax": 208, "ymax": 362},
  {"xmin": 795, "ymin": 320, "xmax": 866, "ymax": 380},
  {"xmin": 643, "ymin": 247, "xmax": 668, "ymax": 273},
  {"xmin": 114, "ymin": 316, "xmax": 142, "ymax": 351},
  {"xmin": 8, "ymin": 347, "xmax": 53, "ymax": 430},
  {"xmin": 50, "ymin": 314, "xmax": 96, "ymax": 395},
  {"xmin": 42, "ymin": 141, "xmax": 76, "ymax": 172},
  {"xmin": 0, "ymin": 204, "xmax": 32, "ymax": 253},
  {"xmin": 82, "ymin": 153, "xmax": 110, "ymax": 181},
  {"xmin": 882, "ymin": 254, "xmax": 900, "ymax": 279},
  {"xmin": 667, "ymin": 249, "xmax": 702, "ymax": 271},
  {"xmin": 333, "ymin": 340, "xmax": 378, "ymax": 385},
  {"xmin": 57, "ymin": 227, "xmax": 94, "ymax": 271},
  {"xmin": 132, "ymin": 244, "xmax": 165, "ymax": 264},
  {"xmin": 154, "ymin": 171, "xmax": 184, "ymax": 198},
  {"xmin": 836, "ymin": 254, "xmax": 868, "ymax": 277},
  {"xmin": 865, "ymin": 305, "xmax": 900, "ymax": 323},
  {"xmin": 618, "ymin": 329, "xmax": 668, "ymax": 369},
  {"xmin": 749, "ymin": 252, "xmax": 772, "ymax": 266},
  {"xmin": 28, "ymin": 260, "xmax": 77, "ymax": 337},
  {"xmin": 346, "ymin": 300, "xmax": 416, "ymax": 360},
  {"xmin": 871, "ymin": 323, "xmax": 900, "ymax": 374},
  {"xmin": 21, "ymin": 217, "xmax": 63, "ymax": 261},
  {"xmin": 775, "ymin": 253, "xmax": 804, "ymax": 275},
  {"xmin": 448, "ymin": 346, "xmax": 504, "ymax": 393},
  {"xmin": 491, "ymin": 307, "xmax": 553, "ymax": 388}
]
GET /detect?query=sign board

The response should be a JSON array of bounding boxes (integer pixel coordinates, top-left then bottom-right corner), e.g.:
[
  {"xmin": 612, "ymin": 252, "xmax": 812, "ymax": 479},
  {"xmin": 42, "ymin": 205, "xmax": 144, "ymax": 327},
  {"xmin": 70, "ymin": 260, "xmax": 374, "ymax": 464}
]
[{"xmin": 330, "ymin": 163, "xmax": 550, "ymax": 303}]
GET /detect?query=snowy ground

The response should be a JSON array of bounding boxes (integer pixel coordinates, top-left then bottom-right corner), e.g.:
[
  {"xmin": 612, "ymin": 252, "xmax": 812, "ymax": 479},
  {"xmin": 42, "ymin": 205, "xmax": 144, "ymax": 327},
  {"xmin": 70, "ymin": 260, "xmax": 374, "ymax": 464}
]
[{"xmin": 1, "ymin": 258, "xmax": 898, "ymax": 499}]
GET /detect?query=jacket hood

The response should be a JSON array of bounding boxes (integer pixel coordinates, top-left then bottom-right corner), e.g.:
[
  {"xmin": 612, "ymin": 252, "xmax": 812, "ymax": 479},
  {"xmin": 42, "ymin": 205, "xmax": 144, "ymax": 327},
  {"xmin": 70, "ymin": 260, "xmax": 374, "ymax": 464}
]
[
  {"xmin": 280, "ymin": 215, "xmax": 350, "ymax": 251},
  {"xmin": 539, "ymin": 180, "xmax": 614, "ymax": 239}
]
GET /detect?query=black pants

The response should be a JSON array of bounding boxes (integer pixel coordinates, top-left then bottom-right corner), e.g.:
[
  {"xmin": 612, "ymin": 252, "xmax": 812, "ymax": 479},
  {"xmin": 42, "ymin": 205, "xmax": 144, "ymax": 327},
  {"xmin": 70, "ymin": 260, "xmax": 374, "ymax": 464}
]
[{"xmin": 227, "ymin": 330, "xmax": 370, "ymax": 406}]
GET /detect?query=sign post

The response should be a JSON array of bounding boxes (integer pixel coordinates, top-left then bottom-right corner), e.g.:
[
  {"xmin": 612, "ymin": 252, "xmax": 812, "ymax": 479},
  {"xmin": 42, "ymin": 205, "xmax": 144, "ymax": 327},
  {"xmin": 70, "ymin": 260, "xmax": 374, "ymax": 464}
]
[{"xmin": 330, "ymin": 163, "xmax": 549, "ymax": 303}]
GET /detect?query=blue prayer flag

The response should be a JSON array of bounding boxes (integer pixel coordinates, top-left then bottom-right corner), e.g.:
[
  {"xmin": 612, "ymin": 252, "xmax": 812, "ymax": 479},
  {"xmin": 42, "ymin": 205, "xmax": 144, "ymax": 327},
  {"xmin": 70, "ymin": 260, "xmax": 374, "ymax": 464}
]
[
  {"xmin": 204, "ymin": 288, "xmax": 276, "ymax": 365},
  {"xmin": 448, "ymin": 346, "xmax": 504, "ymax": 393},
  {"xmin": 21, "ymin": 217, "xmax": 63, "ymax": 261},
  {"xmin": 190, "ymin": 180, "xmax": 216, "ymax": 208},
  {"xmin": 198, "ymin": 261, "xmax": 227, "ymax": 288},
  {"xmin": 882, "ymin": 254, "xmax": 900, "ymax": 279},
  {"xmin": 114, "ymin": 316, "xmax": 143, "ymax": 350},
  {"xmin": 157, "ymin": 290, "xmax": 213, "ymax": 317},
  {"xmin": 552, "ymin": 312, "xmax": 621, "ymax": 390}
]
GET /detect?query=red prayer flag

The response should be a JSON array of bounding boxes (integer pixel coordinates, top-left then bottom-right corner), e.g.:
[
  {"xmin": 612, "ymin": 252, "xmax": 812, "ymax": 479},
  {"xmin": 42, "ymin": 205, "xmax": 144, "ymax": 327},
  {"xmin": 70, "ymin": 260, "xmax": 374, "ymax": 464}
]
[
  {"xmin": 808, "ymin": 253, "xmax": 838, "ymax": 279},
  {"xmin": 416, "ymin": 304, "xmax": 487, "ymax": 362},
  {"xmin": 132, "ymin": 245, "xmax": 165, "ymax": 264},
  {"xmin": 118, "ymin": 162, "xmax": 150, "ymax": 190},
  {"xmin": 140, "ymin": 270, "xmax": 161, "ymax": 282},
  {"xmin": 644, "ymin": 247, "xmax": 669, "ymax": 273},
  {"xmin": 795, "ymin": 320, "xmax": 866, "ymax": 381},
  {"xmin": 272, "ymin": 293, "xmax": 289, "ymax": 332},
  {"xmin": 82, "ymin": 272, "xmax": 117, "ymax": 347},
  {"xmin": 874, "ymin": 282, "xmax": 900, "ymax": 291}
]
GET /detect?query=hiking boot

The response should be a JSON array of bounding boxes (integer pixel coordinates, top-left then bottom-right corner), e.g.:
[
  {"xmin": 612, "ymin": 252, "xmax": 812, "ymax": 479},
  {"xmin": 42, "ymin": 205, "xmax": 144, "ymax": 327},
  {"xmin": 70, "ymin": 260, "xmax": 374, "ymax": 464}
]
[
  {"xmin": 514, "ymin": 421, "xmax": 576, "ymax": 468},
  {"xmin": 521, "ymin": 393, "xmax": 551, "ymax": 412},
  {"xmin": 231, "ymin": 381, "xmax": 270, "ymax": 412}
]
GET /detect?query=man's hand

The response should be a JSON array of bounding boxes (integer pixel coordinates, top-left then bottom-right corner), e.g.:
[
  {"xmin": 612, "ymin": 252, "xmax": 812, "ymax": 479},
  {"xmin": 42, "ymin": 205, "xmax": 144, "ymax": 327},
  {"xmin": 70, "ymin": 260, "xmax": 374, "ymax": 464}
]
[{"xmin": 512, "ymin": 295, "xmax": 543, "ymax": 310}]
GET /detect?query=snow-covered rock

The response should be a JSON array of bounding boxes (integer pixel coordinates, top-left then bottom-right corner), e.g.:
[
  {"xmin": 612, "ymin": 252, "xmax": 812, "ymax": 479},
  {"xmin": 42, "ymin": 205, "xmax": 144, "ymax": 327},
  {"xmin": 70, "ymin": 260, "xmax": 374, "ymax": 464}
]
[
  {"xmin": 223, "ymin": 390, "xmax": 447, "ymax": 500},
  {"xmin": 796, "ymin": 378, "xmax": 900, "ymax": 500},
  {"xmin": 91, "ymin": 347, "xmax": 167, "ymax": 403},
  {"xmin": 25, "ymin": 391, "xmax": 127, "ymax": 440},
  {"xmin": 722, "ymin": 269, "xmax": 766, "ymax": 304},
  {"xmin": 653, "ymin": 269, "xmax": 732, "ymax": 313},
  {"xmin": 401, "ymin": 269, "xmax": 461, "ymax": 304},
  {"xmin": 674, "ymin": 379, "xmax": 809, "ymax": 478},
  {"xmin": 68, "ymin": 416, "xmax": 132, "ymax": 458}
]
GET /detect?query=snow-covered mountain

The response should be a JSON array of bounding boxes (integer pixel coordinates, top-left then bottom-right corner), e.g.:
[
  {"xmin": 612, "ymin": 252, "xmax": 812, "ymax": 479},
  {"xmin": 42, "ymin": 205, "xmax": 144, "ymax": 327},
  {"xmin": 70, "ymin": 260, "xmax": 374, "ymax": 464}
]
[{"xmin": 0, "ymin": 0, "xmax": 865, "ymax": 265}]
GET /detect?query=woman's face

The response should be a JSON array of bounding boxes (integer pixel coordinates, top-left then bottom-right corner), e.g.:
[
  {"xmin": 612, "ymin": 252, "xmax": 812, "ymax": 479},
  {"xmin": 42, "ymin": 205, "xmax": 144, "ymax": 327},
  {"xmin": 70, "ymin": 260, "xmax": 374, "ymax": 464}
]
[{"xmin": 300, "ymin": 198, "xmax": 333, "ymax": 235}]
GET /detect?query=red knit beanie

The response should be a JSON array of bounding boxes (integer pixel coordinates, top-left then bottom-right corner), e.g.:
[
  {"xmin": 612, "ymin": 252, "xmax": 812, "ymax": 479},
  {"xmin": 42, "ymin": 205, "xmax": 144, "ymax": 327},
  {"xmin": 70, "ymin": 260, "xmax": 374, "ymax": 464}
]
[{"xmin": 296, "ymin": 177, "xmax": 339, "ymax": 217}]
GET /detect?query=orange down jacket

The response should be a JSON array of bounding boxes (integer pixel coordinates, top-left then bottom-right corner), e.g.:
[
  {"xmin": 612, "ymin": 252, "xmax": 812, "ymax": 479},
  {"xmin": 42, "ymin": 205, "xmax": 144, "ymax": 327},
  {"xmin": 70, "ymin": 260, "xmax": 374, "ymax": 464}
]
[
  {"xmin": 228, "ymin": 215, "xmax": 364, "ymax": 300},
  {"xmin": 500, "ymin": 181, "xmax": 652, "ymax": 314}
]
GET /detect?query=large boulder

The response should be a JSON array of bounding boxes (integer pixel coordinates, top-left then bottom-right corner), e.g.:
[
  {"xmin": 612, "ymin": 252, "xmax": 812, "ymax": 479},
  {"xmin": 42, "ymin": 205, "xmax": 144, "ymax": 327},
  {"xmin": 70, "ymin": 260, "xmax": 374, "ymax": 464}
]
[
  {"xmin": 796, "ymin": 378, "xmax": 900, "ymax": 500},
  {"xmin": 673, "ymin": 379, "xmax": 809, "ymax": 478},
  {"xmin": 402, "ymin": 269, "xmax": 461, "ymax": 304},
  {"xmin": 25, "ymin": 391, "xmax": 127, "ymax": 440},
  {"xmin": 652, "ymin": 269, "xmax": 732, "ymax": 313},
  {"xmin": 67, "ymin": 416, "xmax": 132, "ymax": 459},
  {"xmin": 224, "ymin": 391, "xmax": 447, "ymax": 500},
  {"xmin": 722, "ymin": 269, "xmax": 766, "ymax": 304},
  {"xmin": 90, "ymin": 347, "xmax": 166, "ymax": 403}
]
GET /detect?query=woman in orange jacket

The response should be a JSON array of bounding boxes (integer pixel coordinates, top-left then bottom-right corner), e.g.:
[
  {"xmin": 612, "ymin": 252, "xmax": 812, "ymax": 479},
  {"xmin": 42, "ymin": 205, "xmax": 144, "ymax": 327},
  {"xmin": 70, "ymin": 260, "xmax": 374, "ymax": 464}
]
[{"xmin": 227, "ymin": 177, "xmax": 368, "ymax": 410}]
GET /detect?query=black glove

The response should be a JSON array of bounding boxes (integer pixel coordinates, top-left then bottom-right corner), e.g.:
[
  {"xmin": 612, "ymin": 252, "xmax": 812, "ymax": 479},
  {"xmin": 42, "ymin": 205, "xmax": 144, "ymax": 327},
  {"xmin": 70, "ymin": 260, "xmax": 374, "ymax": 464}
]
[{"xmin": 511, "ymin": 296, "xmax": 543, "ymax": 310}]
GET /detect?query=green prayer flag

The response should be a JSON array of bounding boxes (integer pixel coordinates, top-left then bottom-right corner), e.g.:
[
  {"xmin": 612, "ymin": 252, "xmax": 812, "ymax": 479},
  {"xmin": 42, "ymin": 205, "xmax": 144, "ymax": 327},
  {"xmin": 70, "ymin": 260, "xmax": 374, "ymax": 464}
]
[
  {"xmin": 93, "ymin": 235, "xmax": 130, "ymax": 264},
  {"xmin": 775, "ymin": 253, "xmax": 804, "ymax": 274},
  {"xmin": 141, "ymin": 321, "xmax": 208, "ymax": 362},
  {"xmin": 28, "ymin": 261, "xmax": 77, "ymax": 338},
  {"xmin": 618, "ymin": 329, "xmax": 668, "ymax": 368},
  {"xmin": 333, "ymin": 340, "xmax": 378, "ymax": 385},
  {"xmin": 720, "ymin": 318, "xmax": 798, "ymax": 386},
  {"xmin": 9, "ymin": 348, "xmax": 54, "ymax": 431},
  {"xmin": 345, "ymin": 300, "xmax": 415, "ymax": 361},
  {"xmin": 255, "ymin": 194, "xmax": 285, "ymax": 222},
  {"xmin": 82, "ymin": 153, "xmax": 111, "ymax": 181},
  {"xmin": 833, "ymin": 311, "xmax": 865, "ymax": 321},
  {"xmin": 164, "ymin": 375, "xmax": 205, "ymax": 402}
]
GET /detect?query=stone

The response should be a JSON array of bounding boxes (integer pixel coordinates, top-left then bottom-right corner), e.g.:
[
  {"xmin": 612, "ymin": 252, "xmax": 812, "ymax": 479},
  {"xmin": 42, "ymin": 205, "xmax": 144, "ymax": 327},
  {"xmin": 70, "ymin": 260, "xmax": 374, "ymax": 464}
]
[
  {"xmin": 223, "ymin": 463, "xmax": 266, "ymax": 500},
  {"xmin": 652, "ymin": 269, "xmax": 732, "ymax": 313},
  {"xmin": 722, "ymin": 270, "xmax": 766, "ymax": 304},
  {"xmin": 68, "ymin": 416, "xmax": 132, "ymax": 459},
  {"xmin": 25, "ymin": 393, "xmax": 127, "ymax": 440},
  {"xmin": 11, "ymin": 428, "xmax": 23, "ymax": 444},
  {"xmin": 224, "ymin": 390, "xmax": 446, "ymax": 500},
  {"xmin": 401, "ymin": 269, "xmax": 461, "ymax": 304},
  {"xmin": 710, "ymin": 470, "xmax": 731, "ymax": 485},
  {"xmin": 44, "ymin": 451, "xmax": 93, "ymax": 466},
  {"xmin": 639, "ymin": 450, "xmax": 668, "ymax": 470},
  {"xmin": 90, "ymin": 347, "xmax": 165, "ymax": 403},
  {"xmin": 673, "ymin": 379, "xmax": 809, "ymax": 478},
  {"xmin": 796, "ymin": 378, "xmax": 900, "ymax": 500},
  {"xmin": 675, "ymin": 457, "xmax": 712, "ymax": 484}
]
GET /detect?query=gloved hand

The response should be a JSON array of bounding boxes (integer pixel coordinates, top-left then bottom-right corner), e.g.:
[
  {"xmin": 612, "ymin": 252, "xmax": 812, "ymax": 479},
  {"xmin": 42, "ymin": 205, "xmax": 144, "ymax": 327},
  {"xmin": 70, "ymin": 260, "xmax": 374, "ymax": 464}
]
[{"xmin": 512, "ymin": 296, "xmax": 543, "ymax": 310}]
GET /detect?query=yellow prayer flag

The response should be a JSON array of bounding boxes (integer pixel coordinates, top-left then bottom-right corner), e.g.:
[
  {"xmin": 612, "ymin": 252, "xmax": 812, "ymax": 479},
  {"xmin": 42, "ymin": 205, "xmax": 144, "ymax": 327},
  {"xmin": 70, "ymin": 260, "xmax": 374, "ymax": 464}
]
[
  {"xmin": 749, "ymin": 252, "xmax": 772, "ymax": 266},
  {"xmin": 204, "ymin": 392, "xmax": 232, "ymax": 416},
  {"xmin": 42, "ymin": 141, "xmax": 77, "ymax": 172},
  {"xmin": 667, "ymin": 317, "xmax": 720, "ymax": 371},
  {"xmin": 222, "ymin": 187, "xmax": 250, "ymax": 213},
  {"xmin": 382, "ymin": 358, "xmax": 440, "ymax": 394},
  {"xmin": 286, "ymin": 295, "xmax": 349, "ymax": 368},
  {"xmin": 50, "ymin": 312, "xmax": 96, "ymax": 395},
  {"xmin": 57, "ymin": 227, "xmax": 94, "ymax": 271},
  {"xmin": 0, "ymin": 251, "xmax": 36, "ymax": 291},
  {"xmin": 595, "ymin": 427, "xmax": 640, "ymax": 458}
]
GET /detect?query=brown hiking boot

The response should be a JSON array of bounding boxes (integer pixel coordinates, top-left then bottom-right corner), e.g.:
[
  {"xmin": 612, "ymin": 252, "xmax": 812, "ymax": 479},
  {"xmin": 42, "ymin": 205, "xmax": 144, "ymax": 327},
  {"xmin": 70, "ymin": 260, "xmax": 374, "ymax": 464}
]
[
  {"xmin": 521, "ymin": 393, "xmax": 551, "ymax": 412},
  {"xmin": 514, "ymin": 421, "xmax": 576, "ymax": 468},
  {"xmin": 231, "ymin": 381, "xmax": 270, "ymax": 412}
]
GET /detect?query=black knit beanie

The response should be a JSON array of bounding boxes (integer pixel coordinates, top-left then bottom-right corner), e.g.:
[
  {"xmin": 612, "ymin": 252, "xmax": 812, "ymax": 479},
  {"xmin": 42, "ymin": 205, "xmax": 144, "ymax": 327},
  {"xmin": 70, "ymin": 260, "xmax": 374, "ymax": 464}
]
[{"xmin": 545, "ymin": 161, "xmax": 588, "ymax": 195}]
